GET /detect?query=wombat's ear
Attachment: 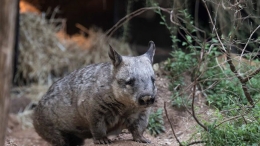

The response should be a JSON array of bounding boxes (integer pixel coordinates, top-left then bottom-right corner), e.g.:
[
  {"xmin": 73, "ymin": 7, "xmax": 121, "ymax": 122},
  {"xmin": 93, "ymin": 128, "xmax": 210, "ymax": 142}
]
[
  {"xmin": 108, "ymin": 45, "xmax": 122, "ymax": 67},
  {"xmin": 145, "ymin": 41, "xmax": 156, "ymax": 63}
]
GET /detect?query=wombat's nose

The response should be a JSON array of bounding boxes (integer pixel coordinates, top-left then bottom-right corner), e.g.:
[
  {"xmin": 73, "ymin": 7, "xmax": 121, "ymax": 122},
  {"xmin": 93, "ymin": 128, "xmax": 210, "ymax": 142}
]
[{"xmin": 138, "ymin": 95, "xmax": 155, "ymax": 105}]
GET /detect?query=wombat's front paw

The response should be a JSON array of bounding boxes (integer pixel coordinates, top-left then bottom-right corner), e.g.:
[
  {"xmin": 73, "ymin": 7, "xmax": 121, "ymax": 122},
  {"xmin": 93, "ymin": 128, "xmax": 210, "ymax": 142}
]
[
  {"xmin": 93, "ymin": 137, "xmax": 111, "ymax": 144},
  {"xmin": 134, "ymin": 136, "xmax": 151, "ymax": 143}
]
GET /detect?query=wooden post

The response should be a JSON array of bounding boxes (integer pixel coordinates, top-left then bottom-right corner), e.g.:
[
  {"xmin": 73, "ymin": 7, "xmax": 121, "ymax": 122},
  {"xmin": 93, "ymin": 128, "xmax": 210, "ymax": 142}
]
[{"xmin": 0, "ymin": 0, "xmax": 18, "ymax": 145}]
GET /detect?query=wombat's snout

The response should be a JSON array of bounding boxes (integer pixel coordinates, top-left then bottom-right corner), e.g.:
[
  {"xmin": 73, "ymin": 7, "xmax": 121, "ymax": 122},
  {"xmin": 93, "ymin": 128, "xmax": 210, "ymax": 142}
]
[{"xmin": 138, "ymin": 95, "xmax": 155, "ymax": 105}]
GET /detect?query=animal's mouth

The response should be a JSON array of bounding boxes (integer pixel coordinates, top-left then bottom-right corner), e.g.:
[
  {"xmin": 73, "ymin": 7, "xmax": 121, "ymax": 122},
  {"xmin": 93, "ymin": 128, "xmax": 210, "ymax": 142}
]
[{"xmin": 138, "ymin": 95, "xmax": 155, "ymax": 106}]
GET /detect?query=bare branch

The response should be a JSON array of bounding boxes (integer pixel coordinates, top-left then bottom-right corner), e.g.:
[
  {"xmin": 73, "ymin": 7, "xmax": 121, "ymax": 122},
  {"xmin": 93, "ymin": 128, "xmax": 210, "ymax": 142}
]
[
  {"xmin": 191, "ymin": 79, "xmax": 208, "ymax": 131},
  {"xmin": 240, "ymin": 24, "xmax": 260, "ymax": 64},
  {"xmin": 163, "ymin": 102, "xmax": 183, "ymax": 146},
  {"xmin": 170, "ymin": 10, "xmax": 181, "ymax": 26},
  {"xmin": 226, "ymin": 50, "xmax": 254, "ymax": 106}
]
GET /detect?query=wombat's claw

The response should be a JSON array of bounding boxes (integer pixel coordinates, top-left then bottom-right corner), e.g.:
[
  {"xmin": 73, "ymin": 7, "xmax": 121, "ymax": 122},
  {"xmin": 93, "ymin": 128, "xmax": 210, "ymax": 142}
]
[
  {"xmin": 134, "ymin": 137, "xmax": 151, "ymax": 143},
  {"xmin": 94, "ymin": 137, "xmax": 111, "ymax": 144}
]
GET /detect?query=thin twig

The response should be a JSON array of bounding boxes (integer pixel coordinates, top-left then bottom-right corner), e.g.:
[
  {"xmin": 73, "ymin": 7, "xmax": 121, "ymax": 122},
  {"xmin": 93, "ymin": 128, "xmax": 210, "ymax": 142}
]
[
  {"xmin": 203, "ymin": 0, "xmax": 226, "ymax": 52},
  {"xmin": 215, "ymin": 112, "xmax": 248, "ymax": 128},
  {"xmin": 189, "ymin": 34, "xmax": 208, "ymax": 132},
  {"xmin": 164, "ymin": 102, "xmax": 183, "ymax": 146},
  {"xmin": 187, "ymin": 140, "xmax": 207, "ymax": 146},
  {"xmin": 240, "ymin": 24, "xmax": 260, "ymax": 62},
  {"xmin": 241, "ymin": 67, "xmax": 260, "ymax": 83},
  {"xmin": 76, "ymin": 23, "xmax": 89, "ymax": 34},
  {"xmin": 169, "ymin": 10, "xmax": 182, "ymax": 26},
  {"xmin": 105, "ymin": 7, "xmax": 171, "ymax": 38}
]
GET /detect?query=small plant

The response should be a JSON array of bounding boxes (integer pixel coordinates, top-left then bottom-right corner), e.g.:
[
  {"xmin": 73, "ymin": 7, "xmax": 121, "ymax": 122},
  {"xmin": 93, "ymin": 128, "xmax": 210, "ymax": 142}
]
[
  {"xmin": 148, "ymin": 108, "xmax": 165, "ymax": 136},
  {"xmin": 166, "ymin": 50, "xmax": 197, "ymax": 75}
]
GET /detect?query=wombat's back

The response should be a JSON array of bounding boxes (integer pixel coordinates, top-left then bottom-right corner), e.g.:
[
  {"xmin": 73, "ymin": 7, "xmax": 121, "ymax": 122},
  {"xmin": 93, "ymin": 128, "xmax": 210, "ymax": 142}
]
[{"xmin": 38, "ymin": 62, "xmax": 113, "ymax": 105}]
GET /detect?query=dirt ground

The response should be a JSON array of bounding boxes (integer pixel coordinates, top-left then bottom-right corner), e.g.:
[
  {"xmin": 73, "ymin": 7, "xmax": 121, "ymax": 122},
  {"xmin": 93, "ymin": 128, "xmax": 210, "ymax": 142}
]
[{"xmin": 5, "ymin": 73, "xmax": 210, "ymax": 146}]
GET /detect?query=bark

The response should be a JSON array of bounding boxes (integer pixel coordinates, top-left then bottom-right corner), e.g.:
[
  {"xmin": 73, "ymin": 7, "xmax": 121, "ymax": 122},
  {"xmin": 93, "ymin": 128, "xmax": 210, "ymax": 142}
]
[{"xmin": 0, "ymin": 0, "xmax": 18, "ymax": 145}]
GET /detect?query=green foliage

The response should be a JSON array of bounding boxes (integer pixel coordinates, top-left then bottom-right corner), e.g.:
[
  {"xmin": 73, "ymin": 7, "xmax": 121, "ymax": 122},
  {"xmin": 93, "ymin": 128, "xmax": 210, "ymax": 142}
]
[
  {"xmin": 202, "ymin": 66, "xmax": 241, "ymax": 109},
  {"xmin": 148, "ymin": 108, "xmax": 165, "ymax": 136},
  {"xmin": 202, "ymin": 63, "xmax": 260, "ymax": 110},
  {"xmin": 202, "ymin": 118, "xmax": 260, "ymax": 146}
]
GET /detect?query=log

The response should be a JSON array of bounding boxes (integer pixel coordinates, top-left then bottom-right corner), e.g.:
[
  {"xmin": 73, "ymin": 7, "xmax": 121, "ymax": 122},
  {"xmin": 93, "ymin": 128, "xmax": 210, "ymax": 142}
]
[{"xmin": 0, "ymin": 0, "xmax": 18, "ymax": 145}]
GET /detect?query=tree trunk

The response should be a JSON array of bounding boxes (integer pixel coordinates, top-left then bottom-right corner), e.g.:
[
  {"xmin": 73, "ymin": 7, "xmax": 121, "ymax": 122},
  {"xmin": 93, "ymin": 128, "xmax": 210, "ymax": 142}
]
[{"xmin": 0, "ymin": 0, "xmax": 18, "ymax": 145}]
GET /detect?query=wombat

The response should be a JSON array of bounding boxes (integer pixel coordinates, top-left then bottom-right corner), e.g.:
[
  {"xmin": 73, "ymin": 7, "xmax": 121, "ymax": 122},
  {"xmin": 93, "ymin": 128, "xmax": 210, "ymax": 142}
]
[{"xmin": 33, "ymin": 41, "xmax": 157, "ymax": 146}]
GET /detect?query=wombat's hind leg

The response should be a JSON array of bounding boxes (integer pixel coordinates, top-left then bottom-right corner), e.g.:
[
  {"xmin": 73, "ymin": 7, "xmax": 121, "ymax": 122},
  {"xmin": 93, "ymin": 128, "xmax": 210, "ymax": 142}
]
[
  {"xmin": 89, "ymin": 115, "xmax": 111, "ymax": 144},
  {"xmin": 37, "ymin": 128, "xmax": 84, "ymax": 146},
  {"xmin": 62, "ymin": 132, "xmax": 85, "ymax": 146},
  {"xmin": 37, "ymin": 129, "xmax": 67, "ymax": 146}
]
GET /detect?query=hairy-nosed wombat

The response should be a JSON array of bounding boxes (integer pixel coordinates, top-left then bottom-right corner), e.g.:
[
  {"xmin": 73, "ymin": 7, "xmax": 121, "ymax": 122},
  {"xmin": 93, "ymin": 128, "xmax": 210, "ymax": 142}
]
[{"xmin": 33, "ymin": 41, "xmax": 157, "ymax": 146}]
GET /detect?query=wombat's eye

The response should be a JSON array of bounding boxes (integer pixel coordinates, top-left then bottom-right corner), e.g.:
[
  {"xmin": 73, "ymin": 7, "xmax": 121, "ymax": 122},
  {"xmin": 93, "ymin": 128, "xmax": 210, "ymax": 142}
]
[
  {"xmin": 125, "ymin": 78, "xmax": 135, "ymax": 86},
  {"xmin": 151, "ymin": 76, "xmax": 155, "ymax": 83}
]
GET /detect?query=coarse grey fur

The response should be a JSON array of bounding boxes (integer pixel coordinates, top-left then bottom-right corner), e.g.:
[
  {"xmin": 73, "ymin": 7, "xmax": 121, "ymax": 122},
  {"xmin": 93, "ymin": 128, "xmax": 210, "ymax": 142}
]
[{"xmin": 33, "ymin": 41, "xmax": 157, "ymax": 146}]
